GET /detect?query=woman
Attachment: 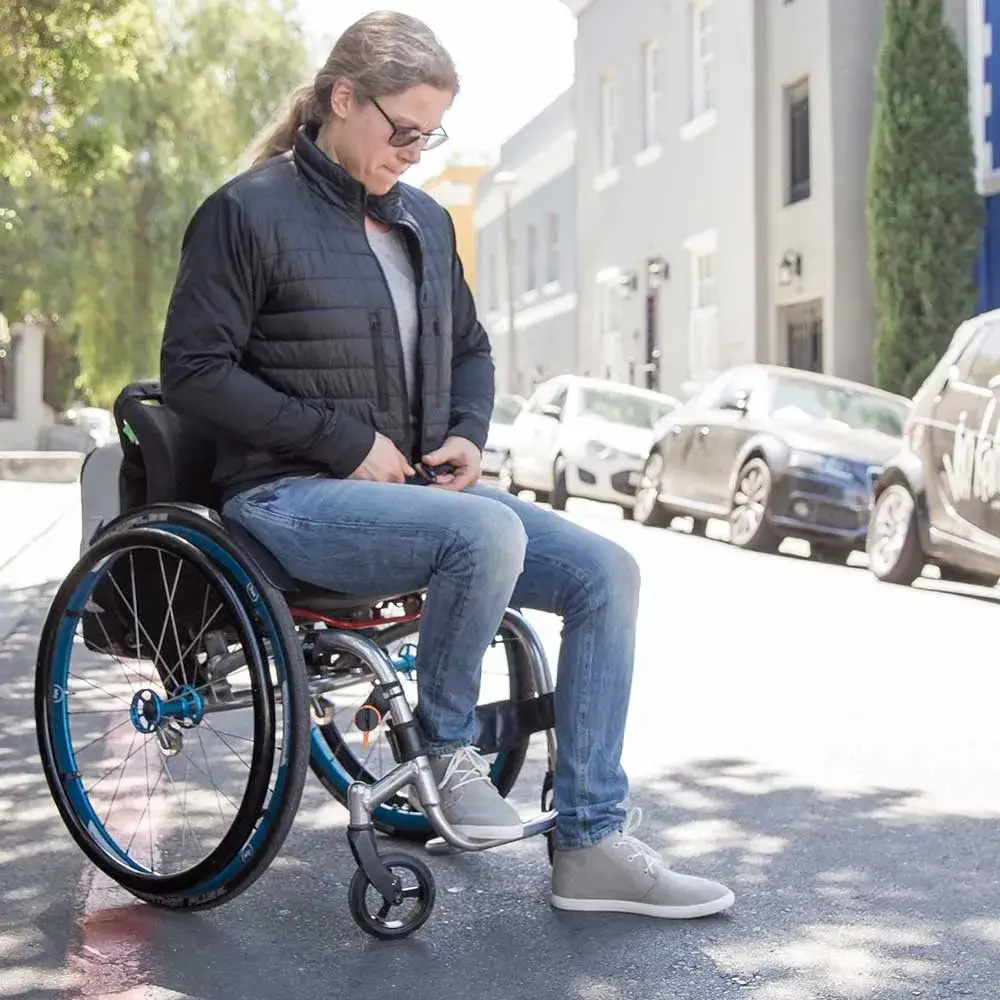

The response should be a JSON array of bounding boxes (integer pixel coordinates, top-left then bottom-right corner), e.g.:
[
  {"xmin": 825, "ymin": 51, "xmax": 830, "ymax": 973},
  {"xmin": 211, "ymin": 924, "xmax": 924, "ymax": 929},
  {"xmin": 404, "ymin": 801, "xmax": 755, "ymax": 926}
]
[{"xmin": 159, "ymin": 10, "xmax": 734, "ymax": 920}]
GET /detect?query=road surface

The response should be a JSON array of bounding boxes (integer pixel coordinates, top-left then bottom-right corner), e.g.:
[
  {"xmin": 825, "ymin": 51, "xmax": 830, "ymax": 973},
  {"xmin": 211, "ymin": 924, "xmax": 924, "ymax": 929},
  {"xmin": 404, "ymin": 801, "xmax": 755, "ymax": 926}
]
[{"xmin": 2, "ymin": 491, "xmax": 998, "ymax": 1000}]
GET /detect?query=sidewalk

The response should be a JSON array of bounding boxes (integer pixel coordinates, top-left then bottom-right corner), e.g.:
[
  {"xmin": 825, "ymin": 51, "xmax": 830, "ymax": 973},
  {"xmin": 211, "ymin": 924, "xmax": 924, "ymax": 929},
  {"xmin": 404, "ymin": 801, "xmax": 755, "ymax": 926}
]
[{"xmin": 0, "ymin": 481, "xmax": 81, "ymax": 643}]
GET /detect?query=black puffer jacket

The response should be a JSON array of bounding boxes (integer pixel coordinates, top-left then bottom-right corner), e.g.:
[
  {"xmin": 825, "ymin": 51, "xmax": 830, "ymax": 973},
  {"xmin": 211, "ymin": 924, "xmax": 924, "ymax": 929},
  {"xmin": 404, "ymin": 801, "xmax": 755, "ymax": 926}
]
[{"xmin": 159, "ymin": 124, "xmax": 494, "ymax": 504}]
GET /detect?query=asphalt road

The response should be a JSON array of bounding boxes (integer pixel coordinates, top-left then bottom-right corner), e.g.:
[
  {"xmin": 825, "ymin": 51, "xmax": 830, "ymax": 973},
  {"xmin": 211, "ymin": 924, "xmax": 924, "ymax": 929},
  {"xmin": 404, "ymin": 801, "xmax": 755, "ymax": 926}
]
[{"xmin": 3, "ymin": 493, "xmax": 999, "ymax": 1000}]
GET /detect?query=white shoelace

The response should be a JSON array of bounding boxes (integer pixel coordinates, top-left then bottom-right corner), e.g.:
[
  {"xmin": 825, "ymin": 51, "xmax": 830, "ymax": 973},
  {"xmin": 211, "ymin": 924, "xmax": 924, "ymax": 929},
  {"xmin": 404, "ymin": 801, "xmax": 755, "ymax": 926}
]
[
  {"xmin": 612, "ymin": 806, "xmax": 665, "ymax": 875},
  {"xmin": 439, "ymin": 746, "xmax": 492, "ymax": 792}
]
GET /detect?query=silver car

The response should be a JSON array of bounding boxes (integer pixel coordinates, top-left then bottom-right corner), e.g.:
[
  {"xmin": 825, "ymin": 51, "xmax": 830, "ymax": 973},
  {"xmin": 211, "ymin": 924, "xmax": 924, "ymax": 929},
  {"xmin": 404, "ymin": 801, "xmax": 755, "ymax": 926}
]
[
  {"xmin": 499, "ymin": 376, "xmax": 680, "ymax": 517},
  {"xmin": 480, "ymin": 394, "xmax": 526, "ymax": 478}
]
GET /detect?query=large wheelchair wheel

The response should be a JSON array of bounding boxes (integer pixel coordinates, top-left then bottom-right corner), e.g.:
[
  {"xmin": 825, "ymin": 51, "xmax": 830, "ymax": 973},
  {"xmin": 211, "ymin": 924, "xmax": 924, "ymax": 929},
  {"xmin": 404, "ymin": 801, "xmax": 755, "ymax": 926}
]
[
  {"xmin": 36, "ymin": 515, "xmax": 311, "ymax": 909},
  {"xmin": 308, "ymin": 615, "xmax": 535, "ymax": 840}
]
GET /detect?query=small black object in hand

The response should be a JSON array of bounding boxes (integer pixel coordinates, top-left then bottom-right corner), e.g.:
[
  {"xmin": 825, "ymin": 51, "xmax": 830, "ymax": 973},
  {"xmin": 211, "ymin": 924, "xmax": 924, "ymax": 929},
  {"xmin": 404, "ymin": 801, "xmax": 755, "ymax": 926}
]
[{"xmin": 406, "ymin": 462, "xmax": 455, "ymax": 486}]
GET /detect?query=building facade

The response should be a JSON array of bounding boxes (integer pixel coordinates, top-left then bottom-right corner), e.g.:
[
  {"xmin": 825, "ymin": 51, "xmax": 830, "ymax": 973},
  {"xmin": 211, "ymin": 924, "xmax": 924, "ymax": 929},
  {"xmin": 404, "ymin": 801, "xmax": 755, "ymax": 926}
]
[
  {"xmin": 968, "ymin": 0, "xmax": 1000, "ymax": 311},
  {"xmin": 474, "ymin": 89, "xmax": 577, "ymax": 396},
  {"xmin": 421, "ymin": 163, "xmax": 488, "ymax": 292},
  {"xmin": 563, "ymin": 0, "xmax": 968, "ymax": 398}
]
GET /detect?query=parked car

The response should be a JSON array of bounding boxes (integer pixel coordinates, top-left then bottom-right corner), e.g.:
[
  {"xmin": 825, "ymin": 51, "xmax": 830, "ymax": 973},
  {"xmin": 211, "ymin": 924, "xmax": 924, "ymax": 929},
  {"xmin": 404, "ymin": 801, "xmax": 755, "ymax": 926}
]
[
  {"xmin": 867, "ymin": 309, "xmax": 1000, "ymax": 588},
  {"xmin": 499, "ymin": 375, "xmax": 681, "ymax": 516},
  {"xmin": 632, "ymin": 364, "xmax": 910, "ymax": 562},
  {"xmin": 480, "ymin": 393, "xmax": 526, "ymax": 478}
]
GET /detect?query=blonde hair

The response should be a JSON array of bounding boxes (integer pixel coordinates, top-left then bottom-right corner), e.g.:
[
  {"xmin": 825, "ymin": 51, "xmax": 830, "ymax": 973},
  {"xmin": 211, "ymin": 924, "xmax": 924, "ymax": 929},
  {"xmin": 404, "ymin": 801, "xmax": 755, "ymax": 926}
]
[{"xmin": 244, "ymin": 11, "xmax": 459, "ymax": 168}]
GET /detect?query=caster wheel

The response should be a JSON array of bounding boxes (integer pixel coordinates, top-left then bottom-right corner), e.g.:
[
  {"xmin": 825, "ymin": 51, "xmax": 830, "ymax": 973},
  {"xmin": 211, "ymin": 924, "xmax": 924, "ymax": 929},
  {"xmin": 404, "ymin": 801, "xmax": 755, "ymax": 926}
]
[{"xmin": 348, "ymin": 852, "xmax": 436, "ymax": 939}]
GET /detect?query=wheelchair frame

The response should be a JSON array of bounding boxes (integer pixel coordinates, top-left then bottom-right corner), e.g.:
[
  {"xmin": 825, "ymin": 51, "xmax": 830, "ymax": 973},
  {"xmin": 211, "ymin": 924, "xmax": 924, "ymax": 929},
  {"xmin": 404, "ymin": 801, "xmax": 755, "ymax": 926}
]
[{"xmin": 38, "ymin": 496, "xmax": 559, "ymax": 939}]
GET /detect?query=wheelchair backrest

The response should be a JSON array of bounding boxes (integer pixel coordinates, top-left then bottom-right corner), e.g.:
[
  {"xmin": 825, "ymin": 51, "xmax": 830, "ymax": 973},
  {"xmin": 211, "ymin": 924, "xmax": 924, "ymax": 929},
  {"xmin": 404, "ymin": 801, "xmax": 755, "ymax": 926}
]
[{"xmin": 113, "ymin": 380, "xmax": 220, "ymax": 510}]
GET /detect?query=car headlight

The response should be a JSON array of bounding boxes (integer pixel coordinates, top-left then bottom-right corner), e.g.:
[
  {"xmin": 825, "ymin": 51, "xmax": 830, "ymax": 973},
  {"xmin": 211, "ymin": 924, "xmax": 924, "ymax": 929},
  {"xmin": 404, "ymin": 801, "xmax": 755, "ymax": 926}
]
[
  {"xmin": 583, "ymin": 440, "xmax": 622, "ymax": 462},
  {"xmin": 788, "ymin": 451, "xmax": 854, "ymax": 478},
  {"xmin": 788, "ymin": 450, "xmax": 828, "ymax": 470}
]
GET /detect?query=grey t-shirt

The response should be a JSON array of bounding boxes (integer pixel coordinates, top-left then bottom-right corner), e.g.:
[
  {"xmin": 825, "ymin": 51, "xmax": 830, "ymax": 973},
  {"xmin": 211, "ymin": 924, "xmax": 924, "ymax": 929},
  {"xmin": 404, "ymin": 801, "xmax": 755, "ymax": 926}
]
[{"xmin": 367, "ymin": 226, "xmax": 418, "ymax": 427}]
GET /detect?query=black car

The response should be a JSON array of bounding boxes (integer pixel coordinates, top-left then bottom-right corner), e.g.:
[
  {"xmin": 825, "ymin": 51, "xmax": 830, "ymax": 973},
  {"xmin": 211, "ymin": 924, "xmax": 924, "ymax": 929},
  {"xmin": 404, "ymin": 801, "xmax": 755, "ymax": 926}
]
[
  {"xmin": 632, "ymin": 364, "xmax": 910, "ymax": 562},
  {"xmin": 867, "ymin": 311, "xmax": 1000, "ymax": 588}
]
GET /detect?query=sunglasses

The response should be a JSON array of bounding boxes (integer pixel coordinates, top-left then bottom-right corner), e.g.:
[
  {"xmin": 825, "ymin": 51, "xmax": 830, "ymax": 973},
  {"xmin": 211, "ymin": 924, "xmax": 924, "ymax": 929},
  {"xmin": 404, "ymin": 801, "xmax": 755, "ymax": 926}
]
[{"xmin": 371, "ymin": 97, "xmax": 449, "ymax": 151}]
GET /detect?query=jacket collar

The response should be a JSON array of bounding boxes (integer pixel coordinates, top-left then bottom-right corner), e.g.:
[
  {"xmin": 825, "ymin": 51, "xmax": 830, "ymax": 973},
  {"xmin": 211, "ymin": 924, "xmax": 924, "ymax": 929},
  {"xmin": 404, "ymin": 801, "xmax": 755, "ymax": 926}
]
[{"xmin": 293, "ymin": 123, "xmax": 403, "ymax": 221}]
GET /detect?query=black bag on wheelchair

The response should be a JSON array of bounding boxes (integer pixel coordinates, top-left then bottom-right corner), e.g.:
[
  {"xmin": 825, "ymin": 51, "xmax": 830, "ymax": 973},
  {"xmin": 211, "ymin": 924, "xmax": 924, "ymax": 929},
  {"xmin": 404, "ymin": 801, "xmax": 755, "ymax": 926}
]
[{"xmin": 80, "ymin": 381, "xmax": 222, "ymax": 673}]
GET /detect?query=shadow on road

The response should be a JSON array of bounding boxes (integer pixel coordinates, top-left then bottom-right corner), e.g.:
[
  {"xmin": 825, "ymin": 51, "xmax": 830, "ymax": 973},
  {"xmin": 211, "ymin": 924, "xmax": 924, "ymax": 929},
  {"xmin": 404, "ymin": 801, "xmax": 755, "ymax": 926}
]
[{"xmin": 3, "ymin": 575, "xmax": 999, "ymax": 1000}]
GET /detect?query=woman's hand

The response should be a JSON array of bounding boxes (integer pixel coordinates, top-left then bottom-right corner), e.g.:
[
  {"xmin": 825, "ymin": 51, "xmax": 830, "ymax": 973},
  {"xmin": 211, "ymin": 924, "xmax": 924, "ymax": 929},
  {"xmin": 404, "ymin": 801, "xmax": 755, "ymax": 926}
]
[
  {"xmin": 351, "ymin": 432, "xmax": 415, "ymax": 483},
  {"xmin": 421, "ymin": 436, "xmax": 481, "ymax": 491}
]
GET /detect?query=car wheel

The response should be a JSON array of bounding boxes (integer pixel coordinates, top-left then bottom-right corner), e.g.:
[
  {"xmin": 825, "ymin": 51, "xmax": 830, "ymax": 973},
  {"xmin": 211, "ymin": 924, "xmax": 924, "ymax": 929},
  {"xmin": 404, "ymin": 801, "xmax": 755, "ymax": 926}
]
[
  {"xmin": 550, "ymin": 456, "xmax": 569, "ymax": 511},
  {"xmin": 632, "ymin": 453, "xmax": 671, "ymax": 528},
  {"xmin": 866, "ymin": 483, "xmax": 924, "ymax": 585},
  {"xmin": 729, "ymin": 458, "xmax": 779, "ymax": 552}
]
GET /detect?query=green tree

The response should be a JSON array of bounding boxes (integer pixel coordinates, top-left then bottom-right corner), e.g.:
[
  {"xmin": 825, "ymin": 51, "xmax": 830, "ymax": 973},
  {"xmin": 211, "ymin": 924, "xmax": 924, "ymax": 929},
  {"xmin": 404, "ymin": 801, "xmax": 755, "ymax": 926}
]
[
  {"xmin": 866, "ymin": 0, "xmax": 983, "ymax": 397},
  {"xmin": 0, "ymin": 0, "xmax": 139, "ymax": 184},
  {"xmin": 2, "ymin": 0, "xmax": 309, "ymax": 407}
]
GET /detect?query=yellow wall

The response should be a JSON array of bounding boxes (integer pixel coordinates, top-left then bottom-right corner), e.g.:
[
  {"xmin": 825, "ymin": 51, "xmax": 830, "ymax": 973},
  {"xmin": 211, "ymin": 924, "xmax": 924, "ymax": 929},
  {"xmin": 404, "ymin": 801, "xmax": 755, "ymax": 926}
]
[{"xmin": 421, "ymin": 163, "xmax": 487, "ymax": 291}]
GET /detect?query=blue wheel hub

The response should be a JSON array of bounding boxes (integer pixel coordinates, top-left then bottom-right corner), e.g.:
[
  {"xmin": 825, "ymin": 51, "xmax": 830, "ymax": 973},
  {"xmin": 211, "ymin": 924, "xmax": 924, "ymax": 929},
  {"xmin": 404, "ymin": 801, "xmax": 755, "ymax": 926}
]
[
  {"xmin": 391, "ymin": 643, "xmax": 417, "ymax": 679},
  {"xmin": 129, "ymin": 685, "xmax": 204, "ymax": 734}
]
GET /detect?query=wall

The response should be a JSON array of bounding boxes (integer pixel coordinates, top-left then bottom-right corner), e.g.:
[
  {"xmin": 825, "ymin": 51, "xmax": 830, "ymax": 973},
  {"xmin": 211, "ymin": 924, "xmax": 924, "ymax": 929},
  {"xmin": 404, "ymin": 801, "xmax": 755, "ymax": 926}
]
[
  {"xmin": 0, "ymin": 324, "xmax": 55, "ymax": 450},
  {"xmin": 422, "ymin": 163, "xmax": 488, "ymax": 292}
]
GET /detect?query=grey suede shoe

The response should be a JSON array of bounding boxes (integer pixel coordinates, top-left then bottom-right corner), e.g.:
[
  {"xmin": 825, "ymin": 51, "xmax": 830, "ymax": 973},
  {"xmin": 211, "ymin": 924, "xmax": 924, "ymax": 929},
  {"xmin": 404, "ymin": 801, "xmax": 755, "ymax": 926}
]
[
  {"xmin": 427, "ymin": 746, "xmax": 523, "ymax": 841},
  {"xmin": 551, "ymin": 808, "xmax": 735, "ymax": 918}
]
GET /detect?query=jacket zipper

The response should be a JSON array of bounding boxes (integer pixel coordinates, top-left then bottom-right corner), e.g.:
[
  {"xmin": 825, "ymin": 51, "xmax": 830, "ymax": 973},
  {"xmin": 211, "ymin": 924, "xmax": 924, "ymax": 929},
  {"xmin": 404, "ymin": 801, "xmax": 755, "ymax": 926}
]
[
  {"xmin": 364, "ymin": 202, "xmax": 418, "ymax": 458},
  {"xmin": 369, "ymin": 312, "xmax": 390, "ymax": 413}
]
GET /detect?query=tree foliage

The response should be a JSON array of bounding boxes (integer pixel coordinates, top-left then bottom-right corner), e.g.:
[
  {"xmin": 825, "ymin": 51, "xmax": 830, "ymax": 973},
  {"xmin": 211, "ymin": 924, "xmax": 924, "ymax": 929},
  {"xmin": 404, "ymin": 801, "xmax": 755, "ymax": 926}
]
[
  {"xmin": 1, "ymin": 0, "xmax": 309, "ymax": 407},
  {"xmin": 867, "ymin": 0, "xmax": 983, "ymax": 397}
]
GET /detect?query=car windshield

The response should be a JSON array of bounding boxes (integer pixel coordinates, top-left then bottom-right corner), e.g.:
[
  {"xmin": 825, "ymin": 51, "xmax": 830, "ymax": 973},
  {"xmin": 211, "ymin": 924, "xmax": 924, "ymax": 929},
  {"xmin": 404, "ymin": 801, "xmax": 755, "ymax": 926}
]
[
  {"xmin": 768, "ymin": 377, "xmax": 908, "ymax": 437},
  {"xmin": 491, "ymin": 396, "xmax": 522, "ymax": 424},
  {"xmin": 578, "ymin": 388, "xmax": 676, "ymax": 429}
]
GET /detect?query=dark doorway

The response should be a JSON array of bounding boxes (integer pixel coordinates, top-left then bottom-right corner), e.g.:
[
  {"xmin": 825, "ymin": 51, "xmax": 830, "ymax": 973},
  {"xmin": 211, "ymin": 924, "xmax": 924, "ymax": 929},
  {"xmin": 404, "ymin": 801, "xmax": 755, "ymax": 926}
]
[{"xmin": 785, "ymin": 300, "xmax": 823, "ymax": 373}]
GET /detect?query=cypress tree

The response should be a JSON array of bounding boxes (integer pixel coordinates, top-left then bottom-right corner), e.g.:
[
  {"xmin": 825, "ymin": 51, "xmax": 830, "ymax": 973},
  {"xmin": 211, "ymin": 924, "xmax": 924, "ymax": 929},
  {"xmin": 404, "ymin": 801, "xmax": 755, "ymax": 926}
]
[{"xmin": 867, "ymin": 0, "xmax": 983, "ymax": 397}]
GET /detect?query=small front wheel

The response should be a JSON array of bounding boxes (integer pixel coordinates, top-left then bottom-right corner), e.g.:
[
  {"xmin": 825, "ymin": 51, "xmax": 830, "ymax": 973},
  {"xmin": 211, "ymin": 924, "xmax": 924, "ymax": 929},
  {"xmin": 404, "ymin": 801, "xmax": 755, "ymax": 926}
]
[{"xmin": 348, "ymin": 852, "xmax": 436, "ymax": 939}]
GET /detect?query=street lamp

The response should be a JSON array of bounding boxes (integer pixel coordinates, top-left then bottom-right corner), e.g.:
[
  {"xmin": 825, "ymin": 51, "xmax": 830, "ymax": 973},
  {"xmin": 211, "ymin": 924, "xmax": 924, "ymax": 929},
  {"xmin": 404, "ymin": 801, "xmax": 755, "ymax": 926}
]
[{"xmin": 494, "ymin": 169, "xmax": 518, "ymax": 394}]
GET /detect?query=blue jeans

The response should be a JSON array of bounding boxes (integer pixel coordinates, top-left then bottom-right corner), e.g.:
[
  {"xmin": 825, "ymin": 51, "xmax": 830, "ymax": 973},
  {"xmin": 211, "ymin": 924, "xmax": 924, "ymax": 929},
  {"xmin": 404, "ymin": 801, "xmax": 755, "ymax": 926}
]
[{"xmin": 222, "ymin": 476, "xmax": 640, "ymax": 849}]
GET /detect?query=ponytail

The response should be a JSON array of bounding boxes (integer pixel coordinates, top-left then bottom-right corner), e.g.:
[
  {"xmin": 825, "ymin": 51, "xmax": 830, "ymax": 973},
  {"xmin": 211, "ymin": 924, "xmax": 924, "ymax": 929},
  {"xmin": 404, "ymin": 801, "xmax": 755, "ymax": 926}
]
[{"xmin": 241, "ymin": 82, "xmax": 322, "ymax": 170}]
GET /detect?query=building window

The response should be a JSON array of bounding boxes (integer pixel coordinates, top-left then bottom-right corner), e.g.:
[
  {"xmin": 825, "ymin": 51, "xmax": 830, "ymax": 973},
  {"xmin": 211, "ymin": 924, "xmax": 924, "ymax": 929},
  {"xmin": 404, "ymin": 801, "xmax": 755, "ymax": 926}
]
[
  {"xmin": 691, "ymin": 0, "xmax": 714, "ymax": 118},
  {"xmin": 0, "ymin": 333, "xmax": 16, "ymax": 419},
  {"xmin": 787, "ymin": 79, "xmax": 810, "ymax": 203},
  {"xmin": 546, "ymin": 213, "xmax": 559, "ymax": 284},
  {"xmin": 687, "ymin": 231, "xmax": 719, "ymax": 378},
  {"xmin": 641, "ymin": 40, "xmax": 660, "ymax": 149},
  {"xmin": 600, "ymin": 75, "xmax": 619, "ymax": 172}
]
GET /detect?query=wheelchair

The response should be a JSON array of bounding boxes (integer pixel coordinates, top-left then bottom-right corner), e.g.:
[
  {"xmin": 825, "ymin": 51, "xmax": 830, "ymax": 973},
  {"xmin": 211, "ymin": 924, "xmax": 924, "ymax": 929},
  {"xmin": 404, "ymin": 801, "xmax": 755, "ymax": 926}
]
[{"xmin": 35, "ymin": 380, "xmax": 557, "ymax": 939}]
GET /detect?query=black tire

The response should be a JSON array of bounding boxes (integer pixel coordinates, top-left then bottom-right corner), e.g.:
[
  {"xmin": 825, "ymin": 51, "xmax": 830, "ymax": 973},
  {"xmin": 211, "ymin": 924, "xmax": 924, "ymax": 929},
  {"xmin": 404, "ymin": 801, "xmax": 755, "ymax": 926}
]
[
  {"xmin": 632, "ymin": 453, "xmax": 671, "ymax": 528},
  {"xmin": 35, "ymin": 521, "xmax": 311, "ymax": 910},
  {"xmin": 550, "ymin": 456, "xmax": 569, "ymax": 511},
  {"xmin": 309, "ymin": 616, "xmax": 535, "ymax": 841},
  {"xmin": 690, "ymin": 518, "xmax": 708, "ymax": 537},
  {"xmin": 348, "ymin": 851, "xmax": 436, "ymax": 939},
  {"xmin": 866, "ymin": 483, "xmax": 924, "ymax": 586},
  {"xmin": 729, "ymin": 458, "xmax": 779, "ymax": 553}
]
